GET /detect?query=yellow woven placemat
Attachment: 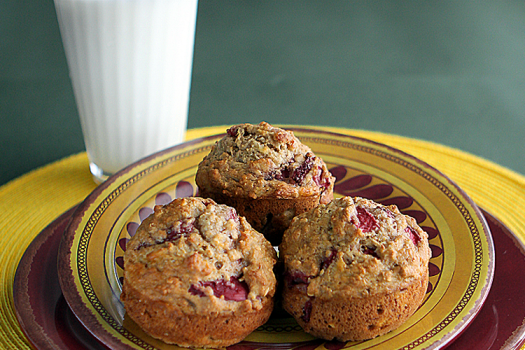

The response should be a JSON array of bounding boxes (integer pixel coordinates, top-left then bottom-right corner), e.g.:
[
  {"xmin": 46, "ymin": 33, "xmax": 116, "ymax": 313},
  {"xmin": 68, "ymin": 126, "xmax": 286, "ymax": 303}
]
[{"xmin": 1, "ymin": 126, "xmax": 524, "ymax": 349}]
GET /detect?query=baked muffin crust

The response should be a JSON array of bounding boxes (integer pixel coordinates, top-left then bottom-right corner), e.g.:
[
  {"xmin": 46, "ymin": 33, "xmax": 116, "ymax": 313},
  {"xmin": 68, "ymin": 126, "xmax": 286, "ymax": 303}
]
[
  {"xmin": 121, "ymin": 197, "xmax": 277, "ymax": 347},
  {"xmin": 195, "ymin": 122, "xmax": 335, "ymax": 245},
  {"xmin": 196, "ymin": 122, "xmax": 334, "ymax": 201},
  {"xmin": 280, "ymin": 196, "xmax": 431, "ymax": 341}
]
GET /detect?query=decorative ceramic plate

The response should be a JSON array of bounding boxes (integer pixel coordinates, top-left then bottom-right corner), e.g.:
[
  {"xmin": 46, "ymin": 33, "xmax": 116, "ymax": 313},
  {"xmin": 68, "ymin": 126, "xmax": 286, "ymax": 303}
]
[
  {"xmin": 15, "ymin": 207, "xmax": 522, "ymax": 350},
  {"xmin": 58, "ymin": 128, "xmax": 495, "ymax": 350}
]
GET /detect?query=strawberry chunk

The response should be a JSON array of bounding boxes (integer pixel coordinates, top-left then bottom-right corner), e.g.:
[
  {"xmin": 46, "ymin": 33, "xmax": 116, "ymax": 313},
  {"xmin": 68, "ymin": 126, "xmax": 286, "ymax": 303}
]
[
  {"xmin": 405, "ymin": 226, "xmax": 421, "ymax": 245},
  {"xmin": 189, "ymin": 276, "xmax": 249, "ymax": 301},
  {"xmin": 302, "ymin": 298, "xmax": 313, "ymax": 323},
  {"xmin": 356, "ymin": 207, "xmax": 378, "ymax": 233},
  {"xmin": 284, "ymin": 270, "xmax": 310, "ymax": 289},
  {"xmin": 320, "ymin": 249, "xmax": 337, "ymax": 271},
  {"xmin": 362, "ymin": 246, "xmax": 379, "ymax": 259},
  {"xmin": 226, "ymin": 126, "xmax": 238, "ymax": 137},
  {"xmin": 291, "ymin": 155, "xmax": 314, "ymax": 184}
]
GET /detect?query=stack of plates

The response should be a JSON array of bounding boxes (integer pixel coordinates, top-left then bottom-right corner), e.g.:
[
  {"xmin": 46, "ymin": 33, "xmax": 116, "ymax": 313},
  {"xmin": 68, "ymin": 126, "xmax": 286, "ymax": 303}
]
[{"xmin": 14, "ymin": 128, "xmax": 525, "ymax": 349}]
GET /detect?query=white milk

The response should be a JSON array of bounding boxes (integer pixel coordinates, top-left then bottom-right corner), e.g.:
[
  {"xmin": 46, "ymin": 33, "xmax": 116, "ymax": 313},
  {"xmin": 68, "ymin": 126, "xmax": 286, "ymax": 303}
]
[{"xmin": 54, "ymin": 0, "xmax": 198, "ymax": 181}]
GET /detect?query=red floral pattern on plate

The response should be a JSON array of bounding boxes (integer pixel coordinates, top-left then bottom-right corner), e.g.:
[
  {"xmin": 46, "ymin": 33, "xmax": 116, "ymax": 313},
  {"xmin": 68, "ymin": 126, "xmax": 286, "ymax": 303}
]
[{"xmin": 114, "ymin": 165, "xmax": 444, "ymax": 343}]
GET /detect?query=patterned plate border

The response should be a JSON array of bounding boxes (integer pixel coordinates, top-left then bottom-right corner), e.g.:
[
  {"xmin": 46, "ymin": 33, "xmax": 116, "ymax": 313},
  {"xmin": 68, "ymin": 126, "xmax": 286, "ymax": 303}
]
[{"xmin": 58, "ymin": 128, "xmax": 494, "ymax": 350}]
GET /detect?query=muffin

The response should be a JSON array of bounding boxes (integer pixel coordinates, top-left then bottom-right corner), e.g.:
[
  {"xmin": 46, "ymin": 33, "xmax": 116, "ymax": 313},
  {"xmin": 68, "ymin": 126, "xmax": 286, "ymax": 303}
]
[
  {"xmin": 120, "ymin": 197, "xmax": 277, "ymax": 348},
  {"xmin": 279, "ymin": 196, "xmax": 431, "ymax": 341},
  {"xmin": 196, "ymin": 122, "xmax": 335, "ymax": 245}
]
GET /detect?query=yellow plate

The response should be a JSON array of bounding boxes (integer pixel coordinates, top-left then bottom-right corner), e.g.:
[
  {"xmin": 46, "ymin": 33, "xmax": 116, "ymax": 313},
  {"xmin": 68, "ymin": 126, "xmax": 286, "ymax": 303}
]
[{"xmin": 58, "ymin": 127, "xmax": 494, "ymax": 350}]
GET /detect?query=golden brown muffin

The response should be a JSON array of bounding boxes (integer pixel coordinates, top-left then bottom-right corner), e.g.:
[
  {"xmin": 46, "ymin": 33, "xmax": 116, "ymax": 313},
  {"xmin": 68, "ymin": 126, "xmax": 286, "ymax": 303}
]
[
  {"xmin": 196, "ymin": 122, "xmax": 335, "ymax": 245},
  {"xmin": 279, "ymin": 196, "xmax": 431, "ymax": 341},
  {"xmin": 121, "ymin": 197, "xmax": 277, "ymax": 348}
]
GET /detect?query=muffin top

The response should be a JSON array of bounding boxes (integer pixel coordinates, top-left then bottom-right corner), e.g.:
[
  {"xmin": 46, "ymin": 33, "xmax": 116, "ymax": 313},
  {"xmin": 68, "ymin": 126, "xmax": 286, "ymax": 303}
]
[
  {"xmin": 279, "ymin": 196, "xmax": 431, "ymax": 299},
  {"xmin": 196, "ymin": 122, "xmax": 334, "ymax": 200},
  {"xmin": 123, "ymin": 197, "xmax": 277, "ymax": 314}
]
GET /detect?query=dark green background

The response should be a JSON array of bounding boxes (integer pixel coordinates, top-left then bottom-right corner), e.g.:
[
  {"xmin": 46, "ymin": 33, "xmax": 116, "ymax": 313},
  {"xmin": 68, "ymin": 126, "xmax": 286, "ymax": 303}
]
[{"xmin": 2, "ymin": 1, "xmax": 525, "ymax": 186}]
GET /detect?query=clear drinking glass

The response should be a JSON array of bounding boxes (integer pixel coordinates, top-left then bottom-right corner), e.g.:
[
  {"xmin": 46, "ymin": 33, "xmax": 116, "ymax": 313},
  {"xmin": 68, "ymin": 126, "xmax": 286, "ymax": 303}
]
[{"xmin": 54, "ymin": 0, "xmax": 199, "ymax": 183}]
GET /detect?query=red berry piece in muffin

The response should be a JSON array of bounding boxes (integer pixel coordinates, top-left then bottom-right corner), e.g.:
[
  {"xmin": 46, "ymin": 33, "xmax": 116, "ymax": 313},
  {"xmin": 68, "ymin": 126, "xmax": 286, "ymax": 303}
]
[
  {"xmin": 279, "ymin": 196, "xmax": 431, "ymax": 341},
  {"xmin": 121, "ymin": 197, "xmax": 277, "ymax": 348},
  {"xmin": 196, "ymin": 122, "xmax": 335, "ymax": 245}
]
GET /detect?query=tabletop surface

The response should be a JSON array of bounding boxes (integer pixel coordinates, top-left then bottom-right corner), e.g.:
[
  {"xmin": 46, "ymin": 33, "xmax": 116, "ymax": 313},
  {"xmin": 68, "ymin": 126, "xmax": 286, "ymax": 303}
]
[{"xmin": 2, "ymin": 1, "xmax": 525, "ymax": 185}]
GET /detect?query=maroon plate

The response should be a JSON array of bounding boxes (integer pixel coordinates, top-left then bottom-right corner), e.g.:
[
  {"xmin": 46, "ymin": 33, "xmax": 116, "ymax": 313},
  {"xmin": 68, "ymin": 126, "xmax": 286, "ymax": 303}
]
[
  {"xmin": 13, "ymin": 207, "xmax": 525, "ymax": 350},
  {"xmin": 13, "ymin": 207, "xmax": 107, "ymax": 350}
]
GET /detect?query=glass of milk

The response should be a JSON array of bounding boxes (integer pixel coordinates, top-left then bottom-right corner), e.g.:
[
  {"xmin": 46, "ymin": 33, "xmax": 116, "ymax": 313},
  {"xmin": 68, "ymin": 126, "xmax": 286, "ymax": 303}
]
[{"xmin": 54, "ymin": 0, "xmax": 199, "ymax": 183}]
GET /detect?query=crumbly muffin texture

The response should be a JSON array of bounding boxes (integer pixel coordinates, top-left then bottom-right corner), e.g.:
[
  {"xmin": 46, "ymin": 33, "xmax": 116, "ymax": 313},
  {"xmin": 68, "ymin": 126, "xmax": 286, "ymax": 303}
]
[
  {"xmin": 121, "ymin": 197, "xmax": 277, "ymax": 347},
  {"xmin": 280, "ymin": 196, "xmax": 430, "ymax": 297},
  {"xmin": 279, "ymin": 196, "xmax": 431, "ymax": 341},
  {"xmin": 196, "ymin": 122, "xmax": 334, "ymax": 201}
]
